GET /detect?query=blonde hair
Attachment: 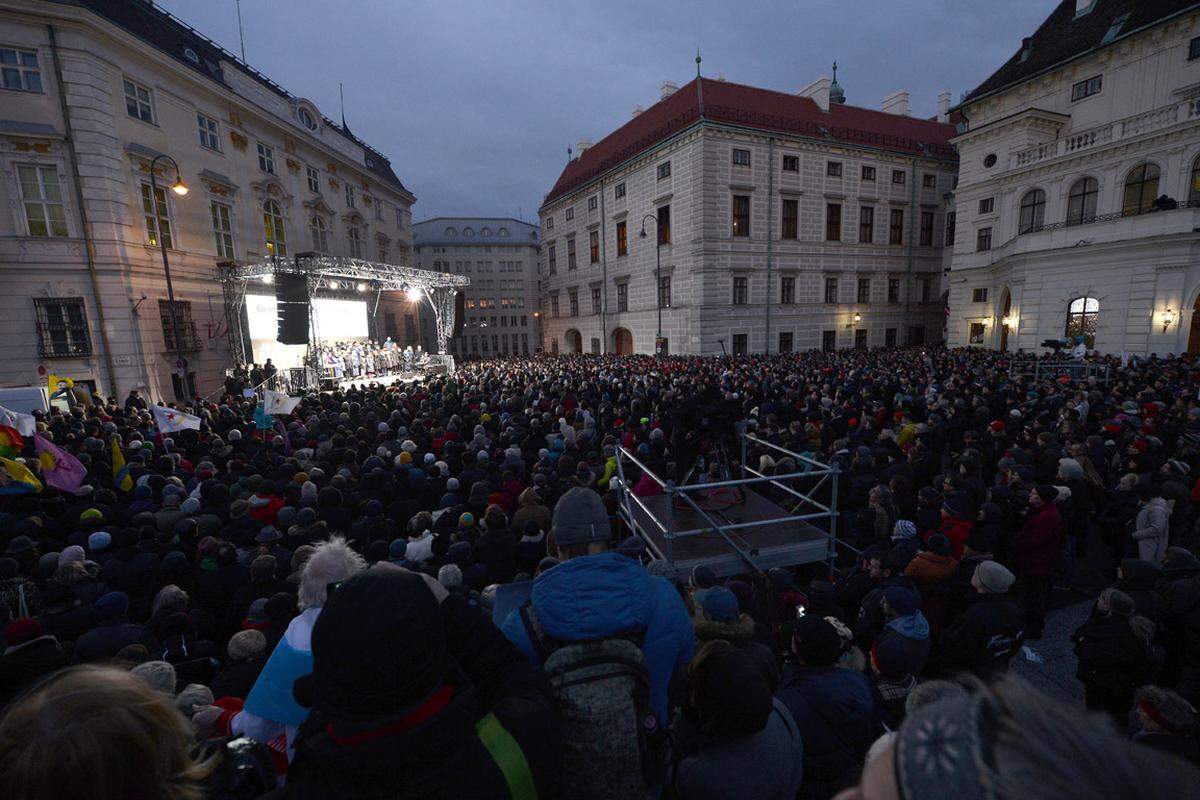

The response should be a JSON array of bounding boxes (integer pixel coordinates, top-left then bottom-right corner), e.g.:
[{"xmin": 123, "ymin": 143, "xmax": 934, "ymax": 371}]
[
  {"xmin": 298, "ymin": 536, "xmax": 366, "ymax": 610},
  {"xmin": 0, "ymin": 665, "xmax": 213, "ymax": 800}
]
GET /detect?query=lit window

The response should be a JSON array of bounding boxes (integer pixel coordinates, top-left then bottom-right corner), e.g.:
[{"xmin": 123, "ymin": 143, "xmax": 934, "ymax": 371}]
[
  {"xmin": 732, "ymin": 195, "xmax": 750, "ymax": 237},
  {"xmin": 141, "ymin": 182, "xmax": 172, "ymax": 247},
  {"xmin": 34, "ymin": 298, "xmax": 90, "ymax": 357},
  {"xmin": 263, "ymin": 200, "xmax": 286, "ymax": 256},
  {"xmin": 1065, "ymin": 296, "xmax": 1099, "ymax": 348}
]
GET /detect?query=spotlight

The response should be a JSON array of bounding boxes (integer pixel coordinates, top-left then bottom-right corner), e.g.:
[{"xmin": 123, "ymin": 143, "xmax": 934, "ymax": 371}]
[
  {"xmin": 329, "ymin": 280, "xmax": 339, "ymax": 290},
  {"xmin": 357, "ymin": 282, "xmax": 368, "ymax": 292},
  {"xmin": 261, "ymin": 274, "xmax": 274, "ymax": 284},
  {"xmin": 406, "ymin": 286, "xmax": 422, "ymax": 302}
]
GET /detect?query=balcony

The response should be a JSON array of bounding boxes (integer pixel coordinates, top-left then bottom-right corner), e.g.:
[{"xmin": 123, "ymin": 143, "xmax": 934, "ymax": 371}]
[{"xmin": 1009, "ymin": 97, "xmax": 1200, "ymax": 170}]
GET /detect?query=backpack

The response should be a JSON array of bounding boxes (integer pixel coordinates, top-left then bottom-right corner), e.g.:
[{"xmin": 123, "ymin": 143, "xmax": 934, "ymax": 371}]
[{"xmin": 520, "ymin": 603, "xmax": 664, "ymax": 800}]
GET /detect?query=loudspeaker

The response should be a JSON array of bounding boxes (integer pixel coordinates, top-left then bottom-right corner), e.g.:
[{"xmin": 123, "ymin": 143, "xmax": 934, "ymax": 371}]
[
  {"xmin": 453, "ymin": 291, "xmax": 465, "ymax": 338},
  {"xmin": 276, "ymin": 274, "xmax": 310, "ymax": 345}
]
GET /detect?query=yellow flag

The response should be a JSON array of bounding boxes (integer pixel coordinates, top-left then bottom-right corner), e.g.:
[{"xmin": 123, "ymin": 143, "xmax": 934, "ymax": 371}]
[
  {"xmin": 111, "ymin": 434, "xmax": 133, "ymax": 492},
  {"xmin": 0, "ymin": 456, "xmax": 42, "ymax": 494},
  {"xmin": 47, "ymin": 373, "xmax": 73, "ymax": 400}
]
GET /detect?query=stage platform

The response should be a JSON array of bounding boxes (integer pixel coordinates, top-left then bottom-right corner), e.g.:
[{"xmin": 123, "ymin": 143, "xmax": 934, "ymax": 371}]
[
  {"xmin": 628, "ymin": 489, "xmax": 831, "ymax": 578},
  {"xmin": 330, "ymin": 371, "xmax": 423, "ymax": 391}
]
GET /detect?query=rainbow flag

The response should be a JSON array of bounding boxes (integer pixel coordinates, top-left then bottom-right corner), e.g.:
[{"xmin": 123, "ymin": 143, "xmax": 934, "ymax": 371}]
[
  {"xmin": 33, "ymin": 434, "xmax": 87, "ymax": 493},
  {"xmin": 0, "ymin": 457, "xmax": 41, "ymax": 495},
  {"xmin": 0, "ymin": 425, "xmax": 24, "ymax": 459},
  {"xmin": 111, "ymin": 434, "xmax": 133, "ymax": 492}
]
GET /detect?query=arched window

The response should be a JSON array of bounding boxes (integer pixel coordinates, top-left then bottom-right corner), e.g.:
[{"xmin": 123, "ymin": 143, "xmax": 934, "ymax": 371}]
[
  {"xmin": 1190, "ymin": 156, "xmax": 1200, "ymax": 206},
  {"xmin": 1065, "ymin": 296, "xmax": 1099, "ymax": 348},
  {"xmin": 1066, "ymin": 177, "xmax": 1099, "ymax": 226},
  {"xmin": 1018, "ymin": 188, "xmax": 1046, "ymax": 234},
  {"xmin": 444, "ymin": 226, "xmax": 457, "ymax": 236},
  {"xmin": 263, "ymin": 200, "xmax": 286, "ymax": 257},
  {"xmin": 1122, "ymin": 163, "xmax": 1160, "ymax": 216},
  {"xmin": 348, "ymin": 225, "xmax": 363, "ymax": 258},
  {"xmin": 309, "ymin": 216, "xmax": 328, "ymax": 252}
]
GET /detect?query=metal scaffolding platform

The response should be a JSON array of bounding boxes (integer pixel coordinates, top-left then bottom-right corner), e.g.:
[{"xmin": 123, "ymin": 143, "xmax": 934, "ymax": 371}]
[
  {"xmin": 1008, "ymin": 358, "xmax": 1110, "ymax": 383},
  {"xmin": 613, "ymin": 434, "xmax": 848, "ymax": 578}
]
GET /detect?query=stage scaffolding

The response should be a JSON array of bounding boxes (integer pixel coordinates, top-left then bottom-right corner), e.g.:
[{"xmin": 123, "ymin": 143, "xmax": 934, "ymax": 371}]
[{"xmin": 216, "ymin": 253, "xmax": 469, "ymax": 379}]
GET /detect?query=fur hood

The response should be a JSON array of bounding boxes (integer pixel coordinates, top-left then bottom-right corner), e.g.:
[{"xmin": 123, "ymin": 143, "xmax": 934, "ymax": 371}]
[{"xmin": 694, "ymin": 613, "xmax": 756, "ymax": 642}]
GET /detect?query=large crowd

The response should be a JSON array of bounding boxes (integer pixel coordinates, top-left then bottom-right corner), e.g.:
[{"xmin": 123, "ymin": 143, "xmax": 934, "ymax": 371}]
[{"xmin": 1, "ymin": 347, "xmax": 1200, "ymax": 799}]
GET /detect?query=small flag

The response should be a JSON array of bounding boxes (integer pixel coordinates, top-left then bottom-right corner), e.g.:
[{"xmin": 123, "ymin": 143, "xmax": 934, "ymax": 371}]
[
  {"xmin": 0, "ymin": 425, "xmax": 24, "ymax": 459},
  {"xmin": 47, "ymin": 373, "xmax": 73, "ymax": 401},
  {"xmin": 151, "ymin": 404, "xmax": 201, "ymax": 433},
  {"xmin": 253, "ymin": 403, "xmax": 274, "ymax": 431},
  {"xmin": 0, "ymin": 405, "xmax": 36, "ymax": 436},
  {"xmin": 34, "ymin": 434, "xmax": 87, "ymax": 493},
  {"xmin": 111, "ymin": 434, "xmax": 133, "ymax": 492},
  {"xmin": 0, "ymin": 457, "xmax": 41, "ymax": 495},
  {"xmin": 263, "ymin": 388, "xmax": 301, "ymax": 416}
]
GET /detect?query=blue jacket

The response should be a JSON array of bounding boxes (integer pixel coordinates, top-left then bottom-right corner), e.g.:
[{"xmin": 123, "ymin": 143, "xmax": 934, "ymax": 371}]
[
  {"xmin": 501, "ymin": 551, "xmax": 694, "ymax": 721},
  {"xmin": 776, "ymin": 665, "xmax": 876, "ymax": 797}
]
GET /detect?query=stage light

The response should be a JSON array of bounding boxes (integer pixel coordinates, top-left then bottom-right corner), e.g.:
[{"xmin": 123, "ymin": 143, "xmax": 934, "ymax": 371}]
[
  {"xmin": 329, "ymin": 280, "xmax": 339, "ymax": 290},
  {"xmin": 357, "ymin": 282, "xmax": 368, "ymax": 292},
  {"xmin": 261, "ymin": 274, "xmax": 273, "ymax": 284},
  {"xmin": 406, "ymin": 287, "xmax": 422, "ymax": 302}
]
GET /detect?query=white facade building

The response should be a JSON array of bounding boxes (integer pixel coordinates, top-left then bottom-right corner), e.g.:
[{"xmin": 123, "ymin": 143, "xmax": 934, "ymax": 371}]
[
  {"xmin": 538, "ymin": 75, "xmax": 958, "ymax": 356},
  {"xmin": 0, "ymin": 0, "xmax": 414, "ymax": 399},
  {"xmin": 947, "ymin": 0, "xmax": 1200, "ymax": 356},
  {"xmin": 412, "ymin": 218, "xmax": 540, "ymax": 358}
]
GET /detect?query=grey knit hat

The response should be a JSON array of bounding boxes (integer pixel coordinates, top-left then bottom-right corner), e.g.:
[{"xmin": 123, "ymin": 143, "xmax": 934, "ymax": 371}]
[
  {"xmin": 551, "ymin": 487, "xmax": 610, "ymax": 547},
  {"xmin": 130, "ymin": 660, "xmax": 176, "ymax": 695}
]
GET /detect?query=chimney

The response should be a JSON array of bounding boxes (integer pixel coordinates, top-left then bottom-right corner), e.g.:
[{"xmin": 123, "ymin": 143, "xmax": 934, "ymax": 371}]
[
  {"xmin": 660, "ymin": 81, "xmax": 679, "ymax": 100},
  {"xmin": 881, "ymin": 89, "xmax": 910, "ymax": 116},
  {"xmin": 631, "ymin": 105, "xmax": 644, "ymax": 118},
  {"xmin": 797, "ymin": 76, "xmax": 832, "ymax": 112},
  {"xmin": 937, "ymin": 90, "xmax": 951, "ymax": 123},
  {"xmin": 575, "ymin": 139, "xmax": 592, "ymax": 159}
]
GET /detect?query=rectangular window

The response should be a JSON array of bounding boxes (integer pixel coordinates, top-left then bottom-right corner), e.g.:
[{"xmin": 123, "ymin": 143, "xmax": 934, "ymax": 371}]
[
  {"xmin": 565, "ymin": 207, "xmax": 574, "ymax": 221},
  {"xmin": 976, "ymin": 227, "xmax": 993, "ymax": 252},
  {"xmin": 567, "ymin": 236, "xmax": 577, "ymax": 269},
  {"xmin": 857, "ymin": 277, "xmax": 871, "ymax": 304},
  {"xmin": 855, "ymin": 329, "xmax": 868, "ymax": 349},
  {"xmin": 972, "ymin": 287, "xmax": 989, "ymax": 303},
  {"xmin": 969, "ymin": 322, "xmax": 986, "ymax": 344},
  {"xmin": 862, "ymin": 165, "xmax": 876, "ymax": 181},
  {"xmin": 920, "ymin": 211, "xmax": 935, "ymax": 246},
  {"xmin": 589, "ymin": 230, "xmax": 599, "ymax": 263},
  {"xmin": 783, "ymin": 155, "xmax": 799, "ymax": 172},
  {"xmin": 34, "ymin": 298, "xmax": 90, "ymax": 357},
  {"xmin": 1190, "ymin": 36, "xmax": 1200, "ymax": 60},
  {"xmin": 617, "ymin": 282, "xmax": 628, "ymax": 312},
  {"xmin": 732, "ymin": 333, "xmax": 748, "ymax": 355},
  {"xmin": 658, "ymin": 275, "xmax": 672, "ymax": 308},
  {"xmin": 588, "ymin": 196, "xmax": 597, "ymax": 211},
  {"xmin": 781, "ymin": 276, "xmax": 795, "ymax": 305},
  {"xmin": 923, "ymin": 174, "xmax": 936, "ymax": 188},
  {"xmin": 945, "ymin": 211, "xmax": 956, "ymax": 246},
  {"xmin": 197, "ymin": 113, "xmax": 220, "ymax": 150},
  {"xmin": 17, "ymin": 165, "xmax": 67, "ymax": 237},
  {"xmin": 591, "ymin": 286, "xmax": 601, "ymax": 314},
  {"xmin": 123, "ymin": 77, "xmax": 154, "ymax": 122},
  {"xmin": 256, "ymin": 141, "xmax": 275, "ymax": 174},
  {"xmin": 657, "ymin": 161, "xmax": 671, "ymax": 180},
  {"xmin": 140, "ymin": 182, "xmax": 172, "ymax": 248},
  {"xmin": 888, "ymin": 278, "xmax": 900, "ymax": 303},
  {"xmin": 978, "ymin": 197, "xmax": 994, "ymax": 214},
  {"xmin": 859, "ymin": 206, "xmax": 874, "ymax": 243},
  {"xmin": 826, "ymin": 161, "xmax": 843, "ymax": 177},
  {"xmin": 306, "ymin": 165, "xmax": 320, "ymax": 193},
  {"xmin": 210, "ymin": 201, "xmax": 234, "ymax": 259},
  {"xmin": 824, "ymin": 277, "xmax": 838, "ymax": 304},
  {"xmin": 885, "ymin": 327, "xmax": 897, "ymax": 347},
  {"xmin": 616, "ymin": 220, "xmax": 628, "ymax": 256},
  {"xmin": 779, "ymin": 331, "xmax": 793, "ymax": 353},
  {"xmin": 889, "ymin": 209, "xmax": 904, "ymax": 244},
  {"xmin": 732, "ymin": 276, "xmax": 748, "ymax": 305},
  {"xmin": 921, "ymin": 278, "xmax": 932, "ymax": 303},
  {"xmin": 732, "ymin": 148, "xmax": 751, "ymax": 166},
  {"xmin": 822, "ymin": 330, "xmax": 837, "ymax": 352},
  {"xmin": 345, "ymin": 184, "xmax": 355, "ymax": 208},
  {"xmin": 546, "ymin": 216, "xmax": 554, "ymax": 230},
  {"xmin": 1, "ymin": 47, "xmax": 42, "ymax": 92},
  {"xmin": 615, "ymin": 182, "xmax": 626, "ymax": 199},
  {"xmin": 732, "ymin": 195, "xmax": 750, "ymax": 237},
  {"xmin": 548, "ymin": 244, "xmax": 556, "ymax": 274},
  {"xmin": 1071, "ymin": 74, "xmax": 1102, "ymax": 101},
  {"xmin": 892, "ymin": 170, "xmax": 906, "ymax": 185},
  {"xmin": 158, "ymin": 300, "xmax": 201, "ymax": 352},
  {"xmin": 569, "ymin": 289, "xmax": 579, "ymax": 316},
  {"xmin": 826, "ymin": 203, "xmax": 842, "ymax": 241},
  {"xmin": 657, "ymin": 204, "xmax": 672, "ymax": 245},
  {"xmin": 781, "ymin": 198, "xmax": 799, "ymax": 239},
  {"xmin": 550, "ymin": 294, "xmax": 559, "ymax": 317}
]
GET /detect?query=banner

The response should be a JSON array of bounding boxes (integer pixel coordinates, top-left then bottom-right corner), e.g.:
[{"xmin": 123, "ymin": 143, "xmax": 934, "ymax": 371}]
[
  {"xmin": 151, "ymin": 404, "xmax": 201, "ymax": 433},
  {"xmin": 33, "ymin": 434, "xmax": 87, "ymax": 493},
  {"xmin": 0, "ymin": 457, "xmax": 41, "ymax": 495},
  {"xmin": 0, "ymin": 425, "xmax": 24, "ymax": 459},
  {"xmin": 111, "ymin": 434, "xmax": 133, "ymax": 492},
  {"xmin": 0, "ymin": 406, "xmax": 36, "ymax": 436},
  {"xmin": 263, "ymin": 388, "xmax": 301, "ymax": 416}
]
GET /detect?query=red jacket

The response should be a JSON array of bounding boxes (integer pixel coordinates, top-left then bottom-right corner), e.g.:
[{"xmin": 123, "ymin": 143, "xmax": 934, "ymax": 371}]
[
  {"xmin": 937, "ymin": 515, "xmax": 973, "ymax": 560},
  {"xmin": 1013, "ymin": 503, "xmax": 1062, "ymax": 578}
]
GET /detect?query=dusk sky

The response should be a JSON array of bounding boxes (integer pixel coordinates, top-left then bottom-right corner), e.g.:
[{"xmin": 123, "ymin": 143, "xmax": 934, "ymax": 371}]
[{"xmin": 158, "ymin": 0, "xmax": 1055, "ymax": 223}]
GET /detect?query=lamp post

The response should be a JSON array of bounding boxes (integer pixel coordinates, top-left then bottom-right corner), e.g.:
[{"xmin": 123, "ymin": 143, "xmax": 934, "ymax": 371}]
[
  {"xmin": 148, "ymin": 153, "xmax": 189, "ymax": 396},
  {"xmin": 638, "ymin": 213, "xmax": 663, "ymax": 354},
  {"xmin": 533, "ymin": 311, "xmax": 543, "ymax": 353}
]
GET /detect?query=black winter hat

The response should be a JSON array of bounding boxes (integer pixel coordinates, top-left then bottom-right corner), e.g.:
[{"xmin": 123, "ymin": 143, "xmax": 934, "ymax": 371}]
[
  {"xmin": 695, "ymin": 647, "xmax": 772, "ymax": 738},
  {"xmin": 791, "ymin": 615, "xmax": 843, "ymax": 667},
  {"xmin": 306, "ymin": 568, "xmax": 446, "ymax": 720}
]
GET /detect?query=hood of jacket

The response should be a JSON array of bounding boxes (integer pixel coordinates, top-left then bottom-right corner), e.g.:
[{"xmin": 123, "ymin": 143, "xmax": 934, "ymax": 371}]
[
  {"xmin": 529, "ymin": 551, "xmax": 660, "ymax": 642},
  {"xmin": 518, "ymin": 487, "xmax": 542, "ymax": 508},
  {"xmin": 694, "ymin": 613, "xmax": 756, "ymax": 643},
  {"xmin": 885, "ymin": 611, "xmax": 930, "ymax": 640}
]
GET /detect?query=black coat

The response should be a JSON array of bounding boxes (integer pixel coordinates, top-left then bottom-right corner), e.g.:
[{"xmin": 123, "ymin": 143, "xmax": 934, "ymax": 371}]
[
  {"xmin": 471, "ymin": 529, "xmax": 518, "ymax": 585},
  {"xmin": 1072, "ymin": 616, "xmax": 1153, "ymax": 693},
  {"xmin": 0, "ymin": 635, "xmax": 71, "ymax": 708},
  {"xmin": 74, "ymin": 618, "xmax": 160, "ymax": 663},
  {"xmin": 938, "ymin": 592, "xmax": 1024, "ymax": 677}
]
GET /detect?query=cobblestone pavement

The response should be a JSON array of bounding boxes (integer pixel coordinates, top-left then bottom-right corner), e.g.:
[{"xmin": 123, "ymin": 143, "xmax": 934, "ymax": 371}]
[{"xmin": 1012, "ymin": 597, "xmax": 1090, "ymax": 706}]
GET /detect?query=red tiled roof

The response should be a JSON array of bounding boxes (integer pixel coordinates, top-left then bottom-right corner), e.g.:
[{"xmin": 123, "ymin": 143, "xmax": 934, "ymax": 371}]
[{"xmin": 543, "ymin": 77, "xmax": 958, "ymax": 207}]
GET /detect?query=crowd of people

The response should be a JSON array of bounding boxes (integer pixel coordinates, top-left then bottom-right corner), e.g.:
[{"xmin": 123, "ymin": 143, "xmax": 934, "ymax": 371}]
[
  {"xmin": 317, "ymin": 339, "xmax": 425, "ymax": 382},
  {"xmin": 1, "ymin": 347, "xmax": 1200, "ymax": 799}
]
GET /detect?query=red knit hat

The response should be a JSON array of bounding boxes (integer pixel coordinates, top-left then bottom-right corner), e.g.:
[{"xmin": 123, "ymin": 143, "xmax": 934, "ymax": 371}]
[{"xmin": 4, "ymin": 617, "xmax": 42, "ymax": 646}]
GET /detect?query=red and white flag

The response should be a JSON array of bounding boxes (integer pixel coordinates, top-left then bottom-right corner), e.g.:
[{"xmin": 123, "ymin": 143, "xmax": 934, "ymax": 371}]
[{"xmin": 151, "ymin": 404, "xmax": 201, "ymax": 433}]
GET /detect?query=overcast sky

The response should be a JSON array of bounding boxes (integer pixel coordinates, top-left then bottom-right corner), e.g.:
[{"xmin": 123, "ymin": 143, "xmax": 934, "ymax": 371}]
[{"xmin": 158, "ymin": 0, "xmax": 1054, "ymax": 222}]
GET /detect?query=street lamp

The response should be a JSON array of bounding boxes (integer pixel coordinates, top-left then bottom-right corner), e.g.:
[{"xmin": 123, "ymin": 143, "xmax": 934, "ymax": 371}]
[
  {"xmin": 149, "ymin": 153, "xmax": 189, "ymax": 397},
  {"xmin": 639, "ymin": 213, "xmax": 663, "ymax": 354}
]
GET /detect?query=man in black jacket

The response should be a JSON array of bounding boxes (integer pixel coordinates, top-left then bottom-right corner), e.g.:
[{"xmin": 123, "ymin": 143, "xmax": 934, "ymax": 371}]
[{"xmin": 938, "ymin": 560, "xmax": 1023, "ymax": 678}]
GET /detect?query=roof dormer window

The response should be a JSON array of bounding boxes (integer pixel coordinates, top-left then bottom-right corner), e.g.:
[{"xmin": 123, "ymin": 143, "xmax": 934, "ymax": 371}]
[{"xmin": 298, "ymin": 106, "xmax": 318, "ymax": 131}]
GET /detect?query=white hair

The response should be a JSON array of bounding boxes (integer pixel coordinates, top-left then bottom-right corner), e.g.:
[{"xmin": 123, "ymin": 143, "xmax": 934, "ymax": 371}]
[
  {"xmin": 437, "ymin": 563, "xmax": 463, "ymax": 590},
  {"xmin": 299, "ymin": 536, "xmax": 366, "ymax": 609}
]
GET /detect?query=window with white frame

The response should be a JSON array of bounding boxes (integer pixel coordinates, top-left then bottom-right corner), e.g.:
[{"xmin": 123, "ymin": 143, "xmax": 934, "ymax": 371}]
[
  {"xmin": 256, "ymin": 142, "xmax": 275, "ymax": 174},
  {"xmin": 34, "ymin": 297, "xmax": 90, "ymax": 357},
  {"xmin": 310, "ymin": 216, "xmax": 328, "ymax": 252},
  {"xmin": 262, "ymin": 200, "xmax": 286, "ymax": 256},
  {"xmin": 1, "ymin": 47, "xmax": 42, "ymax": 92},
  {"xmin": 140, "ymin": 182, "xmax": 172, "ymax": 247},
  {"xmin": 348, "ymin": 225, "xmax": 363, "ymax": 258},
  {"xmin": 197, "ymin": 113, "xmax": 220, "ymax": 150},
  {"xmin": 123, "ymin": 78, "xmax": 154, "ymax": 122},
  {"xmin": 210, "ymin": 201, "xmax": 234, "ymax": 259},
  {"xmin": 306, "ymin": 165, "xmax": 320, "ymax": 194},
  {"xmin": 17, "ymin": 165, "xmax": 67, "ymax": 237}
]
